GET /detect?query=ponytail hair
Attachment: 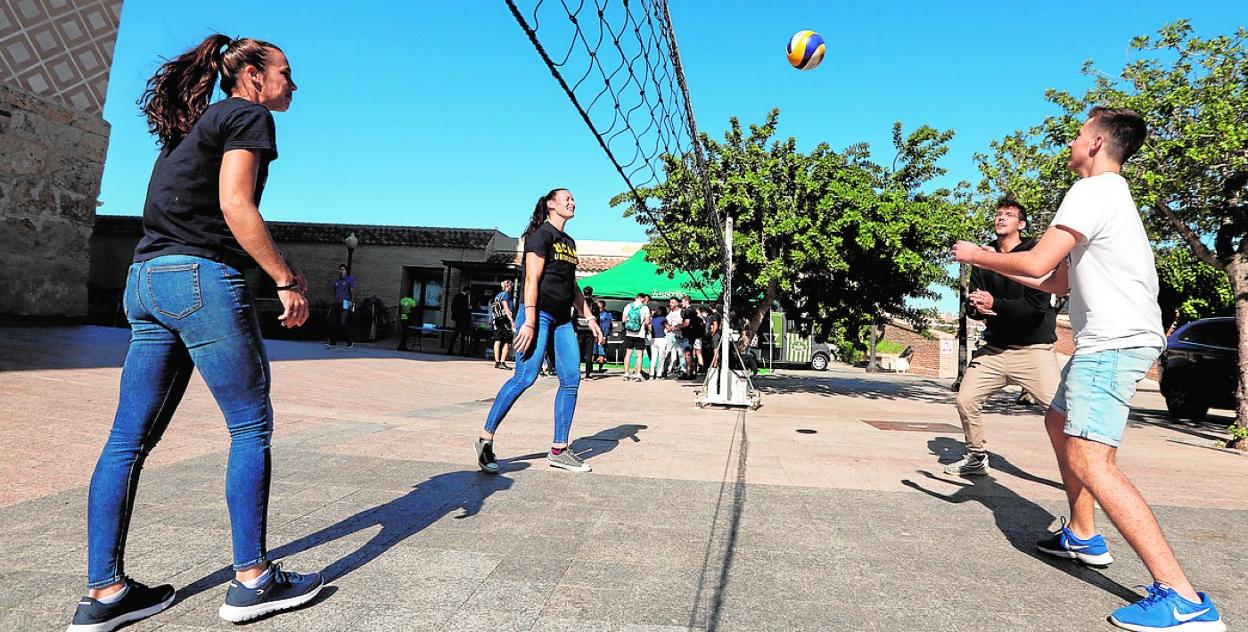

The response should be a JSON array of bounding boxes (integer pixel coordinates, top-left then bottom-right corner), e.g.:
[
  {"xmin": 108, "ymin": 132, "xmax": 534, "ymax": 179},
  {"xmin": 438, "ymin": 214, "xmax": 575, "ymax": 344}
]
[
  {"xmin": 139, "ymin": 33, "xmax": 282, "ymax": 147},
  {"xmin": 522, "ymin": 188, "xmax": 566, "ymax": 239}
]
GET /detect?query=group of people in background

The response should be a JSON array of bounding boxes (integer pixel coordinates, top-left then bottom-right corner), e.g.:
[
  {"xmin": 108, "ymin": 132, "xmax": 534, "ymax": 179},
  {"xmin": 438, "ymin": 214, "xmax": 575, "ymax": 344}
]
[{"xmin": 488, "ymin": 285, "xmax": 723, "ymax": 383}]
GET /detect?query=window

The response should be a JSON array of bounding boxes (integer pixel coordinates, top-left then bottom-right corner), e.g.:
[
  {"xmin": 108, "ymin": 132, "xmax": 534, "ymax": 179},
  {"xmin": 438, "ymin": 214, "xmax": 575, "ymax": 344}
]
[
  {"xmin": 1179, "ymin": 320, "xmax": 1236, "ymax": 349},
  {"xmin": 403, "ymin": 267, "xmax": 445, "ymax": 327}
]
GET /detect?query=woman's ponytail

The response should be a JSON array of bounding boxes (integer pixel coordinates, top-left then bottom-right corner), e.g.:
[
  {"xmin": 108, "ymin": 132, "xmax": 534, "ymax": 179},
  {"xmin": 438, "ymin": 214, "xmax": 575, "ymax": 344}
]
[
  {"xmin": 522, "ymin": 188, "xmax": 565, "ymax": 239},
  {"xmin": 139, "ymin": 34, "xmax": 279, "ymax": 148}
]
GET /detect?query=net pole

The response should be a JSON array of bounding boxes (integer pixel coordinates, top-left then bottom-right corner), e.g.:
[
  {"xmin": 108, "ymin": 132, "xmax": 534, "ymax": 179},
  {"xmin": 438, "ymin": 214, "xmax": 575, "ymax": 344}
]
[{"xmin": 719, "ymin": 216, "xmax": 733, "ymax": 397}]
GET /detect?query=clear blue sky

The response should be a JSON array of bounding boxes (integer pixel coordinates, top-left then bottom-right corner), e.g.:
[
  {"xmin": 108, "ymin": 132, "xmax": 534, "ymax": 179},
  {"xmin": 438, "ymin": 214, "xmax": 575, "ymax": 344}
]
[{"xmin": 98, "ymin": 2, "xmax": 1243, "ymax": 312}]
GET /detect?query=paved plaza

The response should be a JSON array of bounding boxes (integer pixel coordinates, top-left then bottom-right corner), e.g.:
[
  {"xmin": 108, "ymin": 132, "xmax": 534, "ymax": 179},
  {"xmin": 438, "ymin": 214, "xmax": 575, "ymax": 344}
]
[{"xmin": 0, "ymin": 326, "xmax": 1244, "ymax": 631}]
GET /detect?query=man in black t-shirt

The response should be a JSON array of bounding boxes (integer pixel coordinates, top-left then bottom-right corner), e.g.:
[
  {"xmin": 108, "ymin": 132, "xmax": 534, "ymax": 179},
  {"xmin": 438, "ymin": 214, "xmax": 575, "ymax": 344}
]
[
  {"xmin": 576, "ymin": 286, "xmax": 601, "ymax": 378},
  {"xmin": 680, "ymin": 296, "xmax": 703, "ymax": 379},
  {"xmin": 447, "ymin": 287, "xmax": 471, "ymax": 355}
]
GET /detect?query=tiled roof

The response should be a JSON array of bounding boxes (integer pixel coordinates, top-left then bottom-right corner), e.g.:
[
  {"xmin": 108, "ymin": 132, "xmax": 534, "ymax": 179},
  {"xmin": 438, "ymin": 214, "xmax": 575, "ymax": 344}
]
[
  {"xmin": 485, "ymin": 252, "xmax": 627, "ymax": 273},
  {"xmin": 578, "ymin": 256, "xmax": 628, "ymax": 273},
  {"xmin": 93, "ymin": 215, "xmax": 502, "ymax": 249}
]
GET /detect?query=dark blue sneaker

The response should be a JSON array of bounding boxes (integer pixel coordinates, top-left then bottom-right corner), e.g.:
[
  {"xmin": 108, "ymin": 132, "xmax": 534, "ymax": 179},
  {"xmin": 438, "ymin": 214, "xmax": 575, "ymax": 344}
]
[
  {"xmin": 1036, "ymin": 517, "xmax": 1114, "ymax": 567},
  {"xmin": 1109, "ymin": 582, "xmax": 1225, "ymax": 631},
  {"xmin": 217, "ymin": 563, "xmax": 324, "ymax": 623},
  {"xmin": 67, "ymin": 579, "xmax": 175, "ymax": 631}
]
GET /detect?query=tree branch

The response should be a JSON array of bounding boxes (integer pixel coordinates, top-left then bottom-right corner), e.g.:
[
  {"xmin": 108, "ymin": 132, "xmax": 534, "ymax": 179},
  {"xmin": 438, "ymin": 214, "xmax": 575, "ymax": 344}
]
[{"xmin": 1157, "ymin": 203, "xmax": 1222, "ymax": 269}]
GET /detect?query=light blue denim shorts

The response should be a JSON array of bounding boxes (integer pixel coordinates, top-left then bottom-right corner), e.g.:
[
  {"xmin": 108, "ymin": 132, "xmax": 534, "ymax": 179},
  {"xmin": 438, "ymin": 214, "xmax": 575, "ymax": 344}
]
[{"xmin": 1051, "ymin": 347, "xmax": 1161, "ymax": 447}]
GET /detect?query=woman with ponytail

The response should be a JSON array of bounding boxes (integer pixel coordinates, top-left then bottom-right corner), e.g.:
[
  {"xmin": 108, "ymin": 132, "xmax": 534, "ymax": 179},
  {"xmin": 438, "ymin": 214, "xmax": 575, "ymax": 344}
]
[
  {"xmin": 68, "ymin": 34, "xmax": 322, "ymax": 631},
  {"xmin": 474, "ymin": 189, "xmax": 605, "ymax": 474}
]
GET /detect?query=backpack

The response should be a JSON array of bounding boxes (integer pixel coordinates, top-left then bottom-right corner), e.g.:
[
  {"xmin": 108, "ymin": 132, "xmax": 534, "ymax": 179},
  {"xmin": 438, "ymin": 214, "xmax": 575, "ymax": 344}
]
[
  {"xmin": 489, "ymin": 294, "xmax": 508, "ymax": 321},
  {"xmin": 624, "ymin": 303, "xmax": 642, "ymax": 333}
]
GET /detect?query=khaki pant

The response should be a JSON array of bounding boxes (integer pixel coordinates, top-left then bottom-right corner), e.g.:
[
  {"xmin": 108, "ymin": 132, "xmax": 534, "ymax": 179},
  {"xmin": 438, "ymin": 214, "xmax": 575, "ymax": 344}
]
[{"xmin": 955, "ymin": 344, "xmax": 1060, "ymax": 453}]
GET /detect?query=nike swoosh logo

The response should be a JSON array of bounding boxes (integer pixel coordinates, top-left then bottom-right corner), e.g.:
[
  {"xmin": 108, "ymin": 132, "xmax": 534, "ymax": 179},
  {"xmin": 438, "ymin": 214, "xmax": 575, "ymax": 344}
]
[
  {"xmin": 1066, "ymin": 544, "xmax": 1089, "ymax": 550},
  {"xmin": 1174, "ymin": 607, "xmax": 1210, "ymax": 622}
]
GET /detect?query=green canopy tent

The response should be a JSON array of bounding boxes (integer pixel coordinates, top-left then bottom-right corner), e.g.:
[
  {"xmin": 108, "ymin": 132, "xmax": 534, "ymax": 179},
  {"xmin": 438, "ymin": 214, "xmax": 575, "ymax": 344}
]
[{"xmin": 578, "ymin": 248, "xmax": 720, "ymax": 302}]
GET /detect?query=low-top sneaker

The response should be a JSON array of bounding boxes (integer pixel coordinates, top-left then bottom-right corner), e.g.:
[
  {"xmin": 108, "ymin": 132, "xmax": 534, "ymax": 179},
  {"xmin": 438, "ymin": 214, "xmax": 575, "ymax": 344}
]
[
  {"xmin": 547, "ymin": 448, "xmax": 591, "ymax": 473},
  {"xmin": 67, "ymin": 579, "xmax": 175, "ymax": 632},
  {"xmin": 943, "ymin": 452, "xmax": 990, "ymax": 476},
  {"xmin": 476, "ymin": 439, "xmax": 500, "ymax": 474},
  {"xmin": 1036, "ymin": 517, "xmax": 1113, "ymax": 567},
  {"xmin": 218, "ymin": 563, "xmax": 323, "ymax": 623},
  {"xmin": 1109, "ymin": 582, "xmax": 1225, "ymax": 631}
]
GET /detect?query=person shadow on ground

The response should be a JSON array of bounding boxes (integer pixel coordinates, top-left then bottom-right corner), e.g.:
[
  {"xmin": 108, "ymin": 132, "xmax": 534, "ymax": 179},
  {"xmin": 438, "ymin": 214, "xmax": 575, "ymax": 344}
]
[
  {"xmin": 172, "ymin": 465, "xmax": 527, "ymax": 614},
  {"xmin": 927, "ymin": 435, "xmax": 1064, "ymax": 491},
  {"xmin": 903, "ymin": 438, "xmax": 1138, "ymax": 602},
  {"xmin": 505, "ymin": 423, "xmax": 648, "ymax": 465}
]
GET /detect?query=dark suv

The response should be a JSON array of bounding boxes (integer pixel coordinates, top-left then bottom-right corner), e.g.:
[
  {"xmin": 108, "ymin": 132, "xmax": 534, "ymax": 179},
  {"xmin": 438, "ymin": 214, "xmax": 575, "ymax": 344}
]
[{"xmin": 1159, "ymin": 317, "xmax": 1238, "ymax": 420}]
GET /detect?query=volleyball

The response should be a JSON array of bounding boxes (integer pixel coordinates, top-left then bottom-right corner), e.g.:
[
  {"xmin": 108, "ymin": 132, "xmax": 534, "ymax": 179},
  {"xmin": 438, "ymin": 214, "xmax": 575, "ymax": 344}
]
[{"xmin": 787, "ymin": 30, "xmax": 826, "ymax": 71}]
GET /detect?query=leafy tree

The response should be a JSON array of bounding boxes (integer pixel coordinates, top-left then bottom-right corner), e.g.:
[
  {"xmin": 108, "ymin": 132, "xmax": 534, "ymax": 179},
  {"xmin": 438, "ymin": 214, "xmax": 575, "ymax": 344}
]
[
  {"xmin": 612, "ymin": 109, "xmax": 975, "ymax": 357},
  {"xmin": 1157, "ymin": 247, "xmax": 1234, "ymax": 331},
  {"xmin": 977, "ymin": 21, "xmax": 1248, "ymax": 448}
]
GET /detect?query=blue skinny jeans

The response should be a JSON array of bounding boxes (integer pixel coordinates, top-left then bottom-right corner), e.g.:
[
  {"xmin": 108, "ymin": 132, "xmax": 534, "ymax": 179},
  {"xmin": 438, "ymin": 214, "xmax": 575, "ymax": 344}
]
[
  {"xmin": 483, "ymin": 309, "xmax": 580, "ymax": 444},
  {"xmin": 86, "ymin": 255, "xmax": 273, "ymax": 587}
]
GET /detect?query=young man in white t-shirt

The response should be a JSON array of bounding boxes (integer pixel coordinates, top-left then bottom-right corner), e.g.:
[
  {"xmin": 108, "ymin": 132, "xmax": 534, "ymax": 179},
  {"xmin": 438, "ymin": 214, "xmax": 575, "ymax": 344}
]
[
  {"xmin": 663, "ymin": 297, "xmax": 686, "ymax": 377},
  {"xmin": 954, "ymin": 107, "xmax": 1224, "ymax": 631}
]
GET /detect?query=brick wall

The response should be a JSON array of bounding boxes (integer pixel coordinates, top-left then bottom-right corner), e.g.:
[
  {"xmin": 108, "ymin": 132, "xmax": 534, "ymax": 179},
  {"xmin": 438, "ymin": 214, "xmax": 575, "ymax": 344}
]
[
  {"xmin": 90, "ymin": 234, "xmax": 492, "ymax": 320},
  {"xmin": 881, "ymin": 322, "xmax": 956, "ymax": 379}
]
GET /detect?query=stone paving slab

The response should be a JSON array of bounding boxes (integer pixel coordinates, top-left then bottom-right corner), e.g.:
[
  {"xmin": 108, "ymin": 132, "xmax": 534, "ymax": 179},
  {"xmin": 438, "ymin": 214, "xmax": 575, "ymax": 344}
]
[{"xmin": 0, "ymin": 326, "xmax": 1244, "ymax": 631}]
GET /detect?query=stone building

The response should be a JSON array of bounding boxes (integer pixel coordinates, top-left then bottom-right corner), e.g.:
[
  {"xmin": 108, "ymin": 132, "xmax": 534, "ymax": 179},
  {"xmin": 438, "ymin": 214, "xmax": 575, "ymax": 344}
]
[
  {"xmin": 0, "ymin": 0, "xmax": 123, "ymax": 321},
  {"xmin": 90, "ymin": 214, "xmax": 639, "ymax": 339}
]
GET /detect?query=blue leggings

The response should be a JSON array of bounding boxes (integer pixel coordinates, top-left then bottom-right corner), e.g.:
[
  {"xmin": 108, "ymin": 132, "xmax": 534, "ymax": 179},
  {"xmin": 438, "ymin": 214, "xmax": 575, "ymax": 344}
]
[{"xmin": 483, "ymin": 309, "xmax": 580, "ymax": 444}]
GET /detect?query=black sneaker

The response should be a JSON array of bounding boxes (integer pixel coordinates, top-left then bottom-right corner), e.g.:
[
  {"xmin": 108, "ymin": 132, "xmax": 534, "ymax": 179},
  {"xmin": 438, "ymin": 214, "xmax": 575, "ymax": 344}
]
[
  {"xmin": 217, "ymin": 563, "xmax": 324, "ymax": 623},
  {"xmin": 68, "ymin": 579, "xmax": 175, "ymax": 631},
  {"xmin": 476, "ymin": 439, "xmax": 500, "ymax": 474}
]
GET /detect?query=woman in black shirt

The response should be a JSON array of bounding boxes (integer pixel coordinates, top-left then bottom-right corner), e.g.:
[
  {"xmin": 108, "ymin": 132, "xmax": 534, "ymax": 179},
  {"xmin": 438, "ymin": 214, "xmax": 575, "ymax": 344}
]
[
  {"xmin": 68, "ymin": 34, "xmax": 321, "ymax": 632},
  {"xmin": 475, "ymin": 189, "xmax": 604, "ymax": 474}
]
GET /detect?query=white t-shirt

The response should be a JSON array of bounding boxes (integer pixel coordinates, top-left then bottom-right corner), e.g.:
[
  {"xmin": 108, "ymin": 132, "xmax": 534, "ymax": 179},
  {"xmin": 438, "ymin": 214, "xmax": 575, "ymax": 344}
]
[
  {"xmin": 666, "ymin": 309, "xmax": 684, "ymax": 334},
  {"xmin": 624, "ymin": 301, "xmax": 650, "ymax": 338},
  {"xmin": 1050, "ymin": 172, "xmax": 1165, "ymax": 353}
]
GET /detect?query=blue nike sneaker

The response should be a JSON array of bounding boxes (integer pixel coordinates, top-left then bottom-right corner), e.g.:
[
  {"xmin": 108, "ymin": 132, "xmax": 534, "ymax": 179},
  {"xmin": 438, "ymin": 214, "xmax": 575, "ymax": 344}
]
[
  {"xmin": 1035, "ymin": 517, "xmax": 1114, "ymax": 567},
  {"xmin": 1109, "ymin": 582, "xmax": 1225, "ymax": 631}
]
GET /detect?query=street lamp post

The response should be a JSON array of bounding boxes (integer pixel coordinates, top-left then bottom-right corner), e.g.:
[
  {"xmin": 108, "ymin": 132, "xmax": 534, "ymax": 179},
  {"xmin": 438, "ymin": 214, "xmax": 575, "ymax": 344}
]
[{"xmin": 344, "ymin": 232, "xmax": 359, "ymax": 275}]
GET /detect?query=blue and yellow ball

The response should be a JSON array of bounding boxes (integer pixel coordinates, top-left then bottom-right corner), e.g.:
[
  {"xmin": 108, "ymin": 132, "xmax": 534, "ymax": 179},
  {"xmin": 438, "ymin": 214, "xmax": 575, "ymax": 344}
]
[{"xmin": 787, "ymin": 30, "xmax": 826, "ymax": 71}]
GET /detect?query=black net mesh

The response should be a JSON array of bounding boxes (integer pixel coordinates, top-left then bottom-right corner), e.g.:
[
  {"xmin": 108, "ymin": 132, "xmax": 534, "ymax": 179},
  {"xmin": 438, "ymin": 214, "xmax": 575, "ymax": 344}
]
[{"xmin": 504, "ymin": 0, "xmax": 727, "ymax": 295}]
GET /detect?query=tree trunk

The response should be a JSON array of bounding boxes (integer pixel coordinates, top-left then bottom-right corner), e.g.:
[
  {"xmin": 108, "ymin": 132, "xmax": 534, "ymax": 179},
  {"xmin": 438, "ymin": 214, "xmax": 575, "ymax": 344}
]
[
  {"xmin": 742, "ymin": 278, "xmax": 780, "ymax": 349},
  {"xmin": 1228, "ymin": 256, "xmax": 1248, "ymax": 451}
]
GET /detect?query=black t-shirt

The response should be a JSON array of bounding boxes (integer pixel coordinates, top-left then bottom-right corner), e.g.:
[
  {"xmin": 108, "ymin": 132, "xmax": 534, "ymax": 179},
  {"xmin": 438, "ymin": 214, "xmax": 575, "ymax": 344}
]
[
  {"xmin": 683, "ymin": 307, "xmax": 704, "ymax": 340},
  {"xmin": 451, "ymin": 291, "xmax": 470, "ymax": 322},
  {"xmin": 133, "ymin": 98, "xmax": 278, "ymax": 267},
  {"xmin": 524, "ymin": 221, "xmax": 578, "ymax": 323}
]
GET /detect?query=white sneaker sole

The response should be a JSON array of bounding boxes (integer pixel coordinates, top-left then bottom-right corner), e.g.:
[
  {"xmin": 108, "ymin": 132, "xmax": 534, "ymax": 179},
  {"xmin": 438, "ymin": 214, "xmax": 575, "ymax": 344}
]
[
  {"xmin": 944, "ymin": 465, "xmax": 991, "ymax": 476},
  {"xmin": 217, "ymin": 579, "xmax": 324, "ymax": 623},
  {"xmin": 1036, "ymin": 544, "xmax": 1114, "ymax": 567},
  {"xmin": 1108, "ymin": 616, "xmax": 1226, "ymax": 632},
  {"xmin": 66, "ymin": 591, "xmax": 176, "ymax": 632},
  {"xmin": 547, "ymin": 458, "xmax": 591, "ymax": 473}
]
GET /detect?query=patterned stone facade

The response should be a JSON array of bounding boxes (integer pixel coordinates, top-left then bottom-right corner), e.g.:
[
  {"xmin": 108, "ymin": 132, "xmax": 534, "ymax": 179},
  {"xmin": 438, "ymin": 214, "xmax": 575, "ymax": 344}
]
[
  {"xmin": 0, "ymin": 0, "xmax": 122, "ymax": 115},
  {"xmin": 0, "ymin": 0, "xmax": 120, "ymax": 319}
]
